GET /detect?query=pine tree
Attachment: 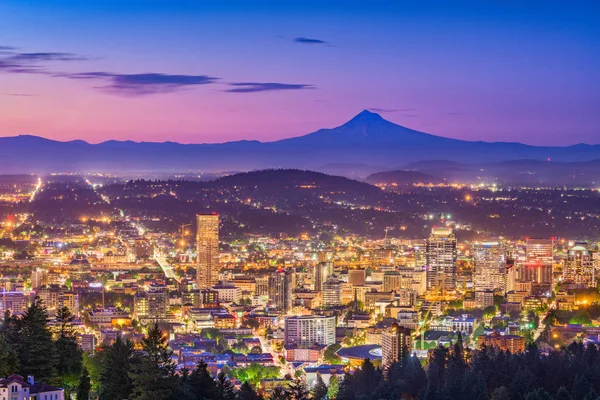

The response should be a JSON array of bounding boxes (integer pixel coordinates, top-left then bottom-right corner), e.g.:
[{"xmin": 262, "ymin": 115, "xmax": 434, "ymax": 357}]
[
  {"xmin": 0, "ymin": 335, "xmax": 19, "ymax": 376},
  {"xmin": 99, "ymin": 337, "xmax": 135, "ymax": 400},
  {"xmin": 471, "ymin": 371, "xmax": 488, "ymax": 400},
  {"xmin": 76, "ymin": 367, "xmax": 91, "ymax": 400},
  {"xmin": 17, "ymin": 297, "xmax": 57, "ymax": 380},
  {"xmin": 215, "ymin": 371, "xmax": 236, "ymax": 400},
  {"xmin": 238, "ymin": 382, "xmax": 262, "ymax": 400},
  {"xmin": 327, "ymin": 374, "xmax": 339, "ymax": 400},
  {"xmin": 490, "ymin": 386, "xmax": 511, "ymax": 400},
  {"xmin": 289, "ymin": 378, "xmax": 309, "ymax": 400},
  {"xmin": 583, "ymin": 387, "xmax": 600, "ymax": 400},
  {"xmin": 130, "ymin": 323, "xmax": 176, "ymax": 400},
  {"xmin": 188, "ymin": 361, "xmax": 217, "ymax": 400},
  {"xmin": 55, "ymin": 306, "xmax": 83, "ymax": 377},
  {"xmin": 556, "ymin": 387, "xmax": 573, "ymax": 400},
  {"xmin": 269, "ymin": 386, "xmax": 291, "ymax": 400},
  {"xmin": 524, "ymin": 388, "xmax": 553, "ymax": 400},
  {"xmin": 312, "ymin": 373, "xmax": 328, "ymax": 400}
]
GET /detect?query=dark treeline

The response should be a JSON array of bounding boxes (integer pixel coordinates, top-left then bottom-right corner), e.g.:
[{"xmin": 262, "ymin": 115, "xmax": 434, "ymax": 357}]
[
  {"xmin": 4, "ymin": 299, "xmax": 600, "ymax": 400},
  {"xmin": 337, "ymin": 339, "xmax": 600, "ymax": 400}
]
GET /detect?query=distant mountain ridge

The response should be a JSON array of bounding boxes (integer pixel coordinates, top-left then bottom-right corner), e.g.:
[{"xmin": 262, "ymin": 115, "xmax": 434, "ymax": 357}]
[{"xmin": 1, "ymin": 110, "xmax": 599, "ymax": 175}]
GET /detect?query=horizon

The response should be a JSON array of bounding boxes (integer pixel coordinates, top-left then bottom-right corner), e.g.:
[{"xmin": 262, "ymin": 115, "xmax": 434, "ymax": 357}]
[
  {"xmin": 3, "ymin": 109, "xmax": 600, "ymax": 148},
  {"xmin": 1, "ymin": 0, "xmax": 599, "ymax": 146}
]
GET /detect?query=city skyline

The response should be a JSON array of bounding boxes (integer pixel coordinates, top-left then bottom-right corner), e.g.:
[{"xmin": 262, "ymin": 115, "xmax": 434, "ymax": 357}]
[{"xmin": 1, "ymin": 0, "xmax": 599, "ymax": 146}]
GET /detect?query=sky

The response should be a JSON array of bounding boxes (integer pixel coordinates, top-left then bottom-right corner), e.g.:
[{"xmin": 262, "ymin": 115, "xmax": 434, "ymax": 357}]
[{"xmin": 0, "ymin": 0, "xmax": 598, "ymax": 145}]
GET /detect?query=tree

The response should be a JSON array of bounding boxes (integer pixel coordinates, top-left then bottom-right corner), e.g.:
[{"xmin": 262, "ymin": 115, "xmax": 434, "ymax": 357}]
[
  {"xmin": 13, "ymin": 297, "xmax": 57, "ymax": 380},
  {"xmin": 289, "ymin": 378, "xmax": 309, "ymax": 400},
  {"xmin": 215, "ymin": 371, "xmax": 236, "ymax": 400},
  {"xmin": 76, "ymin": 367, "xmax": 91, "ymax": 400},
  {"xmin": 269, "ymin": 386, "xmax": 291, "ymax": 400},
  {"xmin": 312, "ymin": 373, "xmax": 328, "ymax": 400},
  {"xmin": 130, "ymin": 323, "xmax": 176, "ymax": 400},
  {"xmin": 99, "ymin": 337, "xmax": 135, "ymax": 400},
  {"xmin": 556, "ymin": 387, "xmax": 573, "ymax": 400},
  {"xmin": 0, "ymin": 335, "xmax": 19, "ymax": 376},
  {"xmin": 238, "ymin": 382, "xmax": 262, "ymax": 400},
  {"xmin": 524, "ymin": 388, "xmax": 553, "ymax": 400},
  {"xmin": 327, "ymin": 374, "xmax": 339, "ymax": 400},
  {"xmin": 55, "ymin": 306, "xmax": 83, "ymax": 377},
  {"xmin": 188, "ymin": 361, "xmax": 217, "ymax": 400},
  {"xmin": 491, "ymin": 386, "xmax": 511, "ymax": 400}
]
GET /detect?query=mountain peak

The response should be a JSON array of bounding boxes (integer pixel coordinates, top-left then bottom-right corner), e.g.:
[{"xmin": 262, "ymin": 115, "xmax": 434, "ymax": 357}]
[{"xmin": 347, "ymin": 109, "xmax": 384, "ymax": 123}]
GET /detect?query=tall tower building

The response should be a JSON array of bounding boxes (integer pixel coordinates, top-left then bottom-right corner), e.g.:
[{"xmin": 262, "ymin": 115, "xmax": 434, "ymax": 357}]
[
  {"xmin": 269, "ymin": 268, "xmax": 294, "ymax": 313},
  {"xmin": 526, "ymin": 238, "xmax": 553, "ymax": 264},
  {"xmin": 473, "ymin": 242, "xmax": 506, "ymax": 292},
  {"xmin": 314, "ymin": 262, "xmax": 334, "ymax": 291},
  {"xmin": 196, "ymin": 214, "xmax": 220, "ymax": 289},
  {"xmin": 348, "ymin": 268, "xmax": 366, "ymax": 286},
  {"xmin": 426, "ymin": 228, "xmax": 457, "ymax": 292},
  {"xmin": 564, "ymin": 243, "xmax": 595, "ymax": 287}
]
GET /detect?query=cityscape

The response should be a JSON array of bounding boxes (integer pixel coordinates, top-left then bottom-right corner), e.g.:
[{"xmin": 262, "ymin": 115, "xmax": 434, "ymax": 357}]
[{"xmin": 1, "ymin": 1, "xmax": 599, "ymax": 400}]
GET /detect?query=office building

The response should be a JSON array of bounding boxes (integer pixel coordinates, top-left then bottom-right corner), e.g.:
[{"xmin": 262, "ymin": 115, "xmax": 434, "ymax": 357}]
[
  {"xmin": 314, "ymin": 262, "xmax": 333, "ymax": 291},
  {"xmin": 473, "ymin": 242, "xmax": 506, "ymax": 292},
  {"xmin": 322, "ymin": 275, "xmax": 341, "ymax": 307},
  {"xmin": 134, "ymin": 285, "xmax": 168, "ymax": 321},
  {"xmin": 284, "ymin": 315, "xmax": 336, "ymax": 347},
  {"xmin": 196, "ymin": 214, "xmax": 220, "ymax": 289},
  {"xmin": 381, "ymin": 323, "xmax": 412, "ymax": 367},
  {"xmin": 426, "ymin": 228, "xmax": 457, "ymax": 292},
  {"xmin": 526, "ymin": 238, "xmax": 553, "ymax": 264},
  {"xmin": 269, "ymin": 268, "xmax": 294, "ymax": 313},
  {"xmin": 563, "ymin": 243, "xmax": 596, "ymax": 287}
]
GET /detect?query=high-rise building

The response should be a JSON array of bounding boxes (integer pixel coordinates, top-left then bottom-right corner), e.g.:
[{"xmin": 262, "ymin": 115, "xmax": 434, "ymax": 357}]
[
  {"xmin": 255, "ymin": 276, "xmax": 269, "ymax": 297},
  {"xmin": 284, "ymin": 315, "xmax": 336, "ymax": 347},
  {"xmin": 563, "ymin": 243, "xmax": 596, "ymax": 287},
  {"xmin": 426, "ymin": 228, "xmax": 457, "ymax": 292},
  {"xmin": 31, "ymin": 268, "xmax": 48, "ymax": 290},
  {"xmin": 381, "ymin": 323, "xmax": 412, "ymax": 367},
  {"xmin": 473, "ymin": 242, "xmax": 506, "ymax": 292},
  {"xmin": 134, "ymin": 285, "xmax": 168, "ymax": 321},
  {"xmin": 526, "ymin": 238, "xmax": 553, "ymax": 264},
  {"xmin": 269, "ymin": 268, "xmax": 294, "ymax": 313},
  {"xmin": 196, "ymin": 214, "xmax": 219, "ymax": 289},
  {"xmin": 322, "ymin": 276, "xmax": 341, "ymax": 307},
  {"xmin": 314, "ymin": 262, "xmax": 334, "ymax": 291},
  {"xmin": 348, "ymin": 268, "xmax": 366, "ymax": 286}
]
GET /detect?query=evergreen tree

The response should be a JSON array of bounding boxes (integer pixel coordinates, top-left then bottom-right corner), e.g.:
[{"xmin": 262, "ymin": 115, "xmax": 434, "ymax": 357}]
[
  {"xmin": 583, "ymin": 388, "xmax": 600, "ymax": 400},
  {"xmin": 289, "ymin": 378, "xmax": 309, "ymax": 400},
  {"xmin": 238, "ymin": 382, "xmax": 262, "ymax": 400},
  {"xmin": 490, "ymin": 386, "xmax": 511, "ymax": 400},
  {"xmin": 556, "ymin": 387, "xmax": 573, "ymax": 400},
  {"xmin": 188, "ymin": 361, "xmax": 217, "ymax": 400},
  {"xmin": 99, "ymin": 337, "xmax": 135, "ymax": 400},
  {"xmin": 55, "ymin": 306, "xmax": 83, "ymax": 376},
  {"xmin": 215, "ymin": 371, "xmax": 236, "ymax": 400},
  {"xmin": 76, "ymin": 367, "xmax": 91, "ymax": 400},
  {"xmin": 524, "ymin": 388, "xmax": 553, "ymax": 400},
  {"xmin": 312, "ymin": 373, "xmax": 328, "ymax": 400},
  {"xmin": 471, "ymin": 371, "xmax": 488, "ymax": 400},
  {"xmin": 327, "ymin": 374, "xmax": 339, "ymax": 400},
  {"xmin": 130, "ymin": 323, "xmax": 176, "ymax": 400},
  {"xmin": 269, "ymin": 386, "xmax": 291, "ymax": 400},
  {"xmin": 0, "ymin": 335, "xmax": 19, "ymax": 376},
  {"xmin": 16, "ymin": 297, "xmax": 57, "ymax": 380}
]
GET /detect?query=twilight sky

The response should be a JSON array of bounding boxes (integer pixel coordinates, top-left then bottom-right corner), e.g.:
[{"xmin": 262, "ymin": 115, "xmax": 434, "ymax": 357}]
[{"xmin": 0, "ymin": 0, "xmax": 598, "ymax": 145}]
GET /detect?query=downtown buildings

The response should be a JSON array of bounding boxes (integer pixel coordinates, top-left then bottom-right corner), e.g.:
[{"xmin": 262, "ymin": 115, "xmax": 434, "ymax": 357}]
[
  {"xmin": 196, "ymin": 214, "xmax": 220, "ymax": 289},
  {"xmin": 426, "ymin": 228, "xmax": 457, "ymax": 293}
]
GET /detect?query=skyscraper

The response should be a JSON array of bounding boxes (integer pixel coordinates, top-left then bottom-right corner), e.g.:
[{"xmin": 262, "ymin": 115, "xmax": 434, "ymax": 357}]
[
  {"xmin": 322, "ymin": 275, "xmax": 341, "ymax": 307},
  {"xmin": 526, "ymin": 238, "xmax": 553, "ymax": 264},
  {"xmin": 563, "ymin": 243, "xmax": 595, "ymax": 287},
  {"xmin": 196, "ymin": 214, "xmax": 220, "ymax": 289},
  {"xmin": 314, "ymin": 261, "xmax": 334, "ymax": 291},
  {"xmin": 426, "ymin": 228, "xmax": 457, "ymax": 292},
  {"xmin": 284, "ymin": 315, "xmax": 336, "ymax": 347},
  {"xmin": 473, "ymin": 242, "xmax": 506, "ymax": 292},
  {"xmin": 269, "ymin": 268, "xmax": 294, "ymax": 313}
]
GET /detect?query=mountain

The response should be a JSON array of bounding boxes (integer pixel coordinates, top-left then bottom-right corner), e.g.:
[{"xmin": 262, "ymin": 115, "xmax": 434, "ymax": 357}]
[{"xmin": 1, "ymin": 110, "xmax": 600, "ymax": 175}]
